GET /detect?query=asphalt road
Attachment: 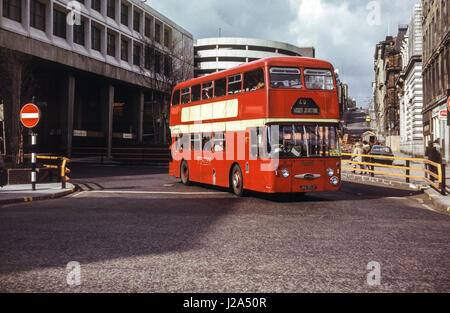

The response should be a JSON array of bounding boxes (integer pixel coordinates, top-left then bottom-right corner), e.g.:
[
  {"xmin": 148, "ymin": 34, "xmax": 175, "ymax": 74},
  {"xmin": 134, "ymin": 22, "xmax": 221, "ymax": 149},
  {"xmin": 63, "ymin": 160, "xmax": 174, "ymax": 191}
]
[{"xmin": 0, "ymin": 164, "xmax": 449, "ymax": 292}]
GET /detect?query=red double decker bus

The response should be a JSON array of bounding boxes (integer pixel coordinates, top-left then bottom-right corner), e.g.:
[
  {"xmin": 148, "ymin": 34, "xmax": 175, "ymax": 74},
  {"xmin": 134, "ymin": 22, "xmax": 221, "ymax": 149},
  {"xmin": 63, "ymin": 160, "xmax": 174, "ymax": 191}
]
[{"xmin": 169, "ymin": 57, "xmax": 341, "ymax": 196}]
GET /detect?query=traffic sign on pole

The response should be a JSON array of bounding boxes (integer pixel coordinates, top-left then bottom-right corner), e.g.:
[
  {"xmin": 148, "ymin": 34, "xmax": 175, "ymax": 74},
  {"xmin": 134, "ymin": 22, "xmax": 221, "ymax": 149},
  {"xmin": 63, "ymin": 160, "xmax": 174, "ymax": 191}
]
[{"xmin": 20, "ymin": 103, "xmax": 40, "ymax": 128}]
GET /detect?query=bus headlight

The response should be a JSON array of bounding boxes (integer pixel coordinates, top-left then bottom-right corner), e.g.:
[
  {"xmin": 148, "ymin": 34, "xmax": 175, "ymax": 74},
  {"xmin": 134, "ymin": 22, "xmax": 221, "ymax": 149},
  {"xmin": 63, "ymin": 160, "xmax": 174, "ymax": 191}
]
[
  {"xmin": 326, "ymin": 168, "xmax": 334, "ymax": 177},
  {"xmin": 330, "ymin": 176, "xmax": 339, "ymax": 186},
  {"xmin": 281, "ymin": 169, "xmax": 290, "ymax": 178}
]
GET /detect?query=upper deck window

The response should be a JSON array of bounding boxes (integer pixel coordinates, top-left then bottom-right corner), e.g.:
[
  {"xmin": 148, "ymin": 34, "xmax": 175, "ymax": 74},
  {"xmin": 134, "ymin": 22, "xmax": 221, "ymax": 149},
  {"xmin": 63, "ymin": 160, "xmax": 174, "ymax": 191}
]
[
  {"xmin": 228, "ymin": 74, "xmax": 242, "ymax": 95},
  {"xmin": 304, "ymin": 69, "xmax": 334, "ymax": 90},
  {"xmin": 202, "ymin": 82, "xmax": 213, "ymax": 100},
  {"xmin": 270, "ymin": 67, "xmax": 302, "ymax": 89},
  {"xmin": 214, "ymin": 78, "xmax": 226, "ymax": 98},
  {"xmin": 172, "ymin": 89, "xmax": 180, "ymax": 106},
  {"xmin": 191, "ymin": 84, "xmax": 201, "ymax": 102},
  {"xmin": 181, "ymin": 87, "xmax": 190, "ymax": 104},
  {"xmin": 243, "ymin": 68, "xmax": 265, "ymax": 92}
]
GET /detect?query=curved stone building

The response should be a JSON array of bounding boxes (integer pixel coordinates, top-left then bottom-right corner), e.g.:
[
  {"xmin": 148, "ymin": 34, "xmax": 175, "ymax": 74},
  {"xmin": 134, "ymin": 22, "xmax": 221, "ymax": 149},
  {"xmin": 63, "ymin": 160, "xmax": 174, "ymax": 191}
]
[{"xmin": 194, "ymin": 37, "xmax": 315, "ymax": 77}]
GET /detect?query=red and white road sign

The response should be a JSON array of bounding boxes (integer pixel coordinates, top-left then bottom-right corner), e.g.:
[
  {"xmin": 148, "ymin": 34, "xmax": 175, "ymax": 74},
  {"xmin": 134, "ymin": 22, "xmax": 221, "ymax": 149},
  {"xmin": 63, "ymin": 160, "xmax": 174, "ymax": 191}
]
[
  {"xmin": 20, "ymin": 103, "xmax": 40, "ymax": 128},
  {"xmin": 447, "ymin": 96, "xmax": 450, "ymax": 111}
]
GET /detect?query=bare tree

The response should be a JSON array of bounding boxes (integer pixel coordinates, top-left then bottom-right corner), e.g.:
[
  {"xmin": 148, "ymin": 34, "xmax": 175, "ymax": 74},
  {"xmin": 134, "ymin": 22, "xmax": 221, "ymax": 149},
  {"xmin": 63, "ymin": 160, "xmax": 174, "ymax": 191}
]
[
  {"xmin": 0, "ymin": 49, "xmax": 37, "ymax": 164},
  {"xmin": 135, "ymin": 29, "xmax": 194, "ymax": 145}
]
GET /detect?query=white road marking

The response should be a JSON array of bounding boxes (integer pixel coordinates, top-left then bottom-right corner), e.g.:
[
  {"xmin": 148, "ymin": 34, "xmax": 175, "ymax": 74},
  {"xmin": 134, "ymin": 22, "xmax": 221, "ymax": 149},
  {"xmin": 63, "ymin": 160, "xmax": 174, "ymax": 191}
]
[
  {"xmin": 86, "ymin": 190, "xmax": 226, "ymax": 195},
  {"xmin": 422, "ymin": 204, "xmax": 441, "ymax": 214},
  {"xmin": 69, "ymin": 191, "xmax": 85, "ymax": 198}
]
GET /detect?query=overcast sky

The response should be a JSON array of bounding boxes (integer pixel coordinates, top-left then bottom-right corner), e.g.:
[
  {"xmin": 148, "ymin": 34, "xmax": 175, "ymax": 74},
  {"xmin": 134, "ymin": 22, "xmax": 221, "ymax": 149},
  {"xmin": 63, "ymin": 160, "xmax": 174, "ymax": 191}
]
[{"xmin": 148, "ymin": 0, "xmax": 420, "ymax": 108}]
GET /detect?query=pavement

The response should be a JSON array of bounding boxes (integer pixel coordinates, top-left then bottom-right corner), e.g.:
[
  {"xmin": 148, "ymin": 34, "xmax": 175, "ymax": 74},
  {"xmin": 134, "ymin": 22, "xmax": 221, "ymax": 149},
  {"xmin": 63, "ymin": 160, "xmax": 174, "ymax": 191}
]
[
  {"xmin": 0, "ymin": 183, "xmax": 76, "ymax": 205},
  {"xmin": 342, "ymin": 150, "xmax": 450, "ymax": 216}
]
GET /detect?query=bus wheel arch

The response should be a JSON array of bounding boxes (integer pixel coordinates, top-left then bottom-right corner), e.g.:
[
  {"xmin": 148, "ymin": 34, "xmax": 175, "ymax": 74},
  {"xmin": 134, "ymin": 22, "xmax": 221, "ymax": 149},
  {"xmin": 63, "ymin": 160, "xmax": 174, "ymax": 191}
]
[{"xmin": 229, "ymin": 163, "xmax": 244, "ymax": 197}]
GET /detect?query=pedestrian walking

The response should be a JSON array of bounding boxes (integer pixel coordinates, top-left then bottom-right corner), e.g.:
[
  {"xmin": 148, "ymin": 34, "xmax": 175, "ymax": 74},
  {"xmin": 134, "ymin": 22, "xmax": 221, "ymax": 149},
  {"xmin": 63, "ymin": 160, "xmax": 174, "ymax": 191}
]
[
  {"xmin": 362, "ymin": 140, "xmax": 371, "ymax": 174},
  {"xmin": 352, "ymin": 142, "xmax": 365, "ymax": 174},
  {"xmin": 429, "ymin": 140, "xmax": 442, "ymax": 182}
]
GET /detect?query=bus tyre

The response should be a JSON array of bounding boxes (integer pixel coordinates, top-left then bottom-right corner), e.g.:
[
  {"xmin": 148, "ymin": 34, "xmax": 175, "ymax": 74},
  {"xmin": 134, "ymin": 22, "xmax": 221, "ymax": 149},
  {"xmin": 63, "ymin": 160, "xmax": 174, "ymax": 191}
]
[
  {"xmin": 181, "ymin": 161, "xmax": 190, "ymax": 186},
  {"xmin": 231, "ymin": 164, "xmax": 244, "ymax": 197}
]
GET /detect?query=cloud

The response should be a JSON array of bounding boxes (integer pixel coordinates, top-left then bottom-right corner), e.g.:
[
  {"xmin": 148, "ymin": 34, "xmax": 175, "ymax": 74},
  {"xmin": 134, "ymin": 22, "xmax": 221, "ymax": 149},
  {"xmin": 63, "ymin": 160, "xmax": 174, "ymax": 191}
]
[{"xmin": 148, "ymin": 0, "xmax": 422, "ymax": 108}]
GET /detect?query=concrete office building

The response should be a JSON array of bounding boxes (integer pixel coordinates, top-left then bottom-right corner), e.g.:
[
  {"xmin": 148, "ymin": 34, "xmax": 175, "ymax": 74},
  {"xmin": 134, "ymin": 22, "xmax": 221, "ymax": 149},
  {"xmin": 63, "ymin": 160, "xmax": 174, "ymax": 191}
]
[
  {"xmin": 194, "ymin": 37, "xmax": 315, "ymax": 77},
  {"xmin": 0, "ymin": 0, "xmax": 193, "ymax": 160}
]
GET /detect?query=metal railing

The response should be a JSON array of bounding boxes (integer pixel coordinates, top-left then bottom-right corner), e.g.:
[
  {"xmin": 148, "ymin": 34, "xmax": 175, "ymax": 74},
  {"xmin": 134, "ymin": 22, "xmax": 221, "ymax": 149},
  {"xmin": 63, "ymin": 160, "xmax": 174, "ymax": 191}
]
[
  {"xmin": 71, "ymin": 146, "xmax": 170, "ymax": 162},
  {"xmin": 342, "ymin": 153, "xmax": 446, "ymax": 195},
  {"xmin": 36, "ymin": 156, "xmax": 71, "ymax": 189}
]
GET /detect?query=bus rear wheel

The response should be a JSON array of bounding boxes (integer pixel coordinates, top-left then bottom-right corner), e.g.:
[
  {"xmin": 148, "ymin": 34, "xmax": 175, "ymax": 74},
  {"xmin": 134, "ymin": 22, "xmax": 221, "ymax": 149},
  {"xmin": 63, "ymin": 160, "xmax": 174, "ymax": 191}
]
[
  {"xmin": 231, "ymin": 164, "xmax": 244, "ymax": 197},
  {"xmin": 180, "ymin": 161, "xmax": 190, "ymax": 186}
]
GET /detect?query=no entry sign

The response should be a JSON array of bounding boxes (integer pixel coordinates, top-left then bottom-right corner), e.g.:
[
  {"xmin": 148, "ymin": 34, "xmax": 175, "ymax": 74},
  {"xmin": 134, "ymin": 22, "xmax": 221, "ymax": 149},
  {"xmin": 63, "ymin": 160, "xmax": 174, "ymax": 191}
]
[{"xmin": 20, "ymin": 103, "xmax": 40, "ymax": 128}]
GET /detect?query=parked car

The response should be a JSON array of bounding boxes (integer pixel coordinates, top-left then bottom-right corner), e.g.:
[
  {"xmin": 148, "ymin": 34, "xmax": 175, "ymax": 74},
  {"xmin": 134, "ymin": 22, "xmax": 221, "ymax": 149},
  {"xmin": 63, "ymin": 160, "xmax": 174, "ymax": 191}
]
[{"xmin": 368, "ymin": 145, "xmax": 394, "ymax": 165}]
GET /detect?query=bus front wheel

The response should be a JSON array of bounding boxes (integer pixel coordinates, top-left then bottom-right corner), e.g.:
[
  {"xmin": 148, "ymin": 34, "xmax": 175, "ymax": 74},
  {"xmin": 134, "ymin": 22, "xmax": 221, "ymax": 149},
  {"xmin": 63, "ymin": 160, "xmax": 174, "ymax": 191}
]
[
  {"xmin": 181, "ymin": 161, "xmax": 190, "ymax": 186},
  {"xmin": 231, "ymin": 164, "xmax": 244, "ymax": 197}
]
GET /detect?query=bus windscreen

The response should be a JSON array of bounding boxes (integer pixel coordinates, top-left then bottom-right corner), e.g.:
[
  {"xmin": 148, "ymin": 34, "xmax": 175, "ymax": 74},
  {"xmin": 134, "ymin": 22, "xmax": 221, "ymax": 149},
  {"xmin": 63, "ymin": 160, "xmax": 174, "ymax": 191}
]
[{"xmin": 267, "ymin": 125, "xmax": 341, "ymax": 159}]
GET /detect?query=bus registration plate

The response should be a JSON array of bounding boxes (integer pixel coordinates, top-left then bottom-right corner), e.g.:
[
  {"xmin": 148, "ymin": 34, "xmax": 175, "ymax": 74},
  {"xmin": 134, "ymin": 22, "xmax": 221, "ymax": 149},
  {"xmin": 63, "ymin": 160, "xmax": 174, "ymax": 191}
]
[{"xmin": 300, "ymin": 185, "xmax": 317, "ymax": 191}]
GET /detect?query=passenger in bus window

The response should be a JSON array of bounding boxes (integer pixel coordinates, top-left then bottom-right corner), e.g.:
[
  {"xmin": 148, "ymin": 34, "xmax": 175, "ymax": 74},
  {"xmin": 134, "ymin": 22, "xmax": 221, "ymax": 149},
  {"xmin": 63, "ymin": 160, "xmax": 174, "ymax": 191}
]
[
  {"xmin": 203, "ymin": 89, "xmax": 211, "ymax": 99},
  {"xmin": 214, "ymin": 141, "xmax": 224, "ymax": 152},
  {"xmin": 255, "ymin": 81, "xmax": 265, "ymax": 90}
]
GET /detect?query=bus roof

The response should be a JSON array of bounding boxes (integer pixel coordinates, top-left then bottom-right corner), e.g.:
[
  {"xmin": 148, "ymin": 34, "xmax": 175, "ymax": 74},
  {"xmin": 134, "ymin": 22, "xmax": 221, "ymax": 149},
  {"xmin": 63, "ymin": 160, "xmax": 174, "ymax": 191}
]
[{"xmin": 175, "ymin": 57, "xmax": 335, "ymax": 90}]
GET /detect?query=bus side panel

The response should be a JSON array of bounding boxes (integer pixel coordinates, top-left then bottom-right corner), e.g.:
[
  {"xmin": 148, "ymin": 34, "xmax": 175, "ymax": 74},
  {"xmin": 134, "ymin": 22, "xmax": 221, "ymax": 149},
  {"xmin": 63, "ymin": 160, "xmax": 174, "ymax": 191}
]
[{"xmin": 188, "ymin": 150, "xmax": 202, "ymax": 183}]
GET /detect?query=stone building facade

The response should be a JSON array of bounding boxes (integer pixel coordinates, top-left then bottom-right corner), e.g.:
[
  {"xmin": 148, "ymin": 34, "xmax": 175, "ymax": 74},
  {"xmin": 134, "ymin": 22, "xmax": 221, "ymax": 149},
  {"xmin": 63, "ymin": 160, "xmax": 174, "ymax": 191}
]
[
  {"xmin": 372, "ymin": 27, "xmax": 406, "ymax": 151},
  {"xmin": 422, "ymin": 0, "xmax": 450, "ymax": 162},
  {"xmin": 0, "ymin": 0, "xmax": 193, "ymax": 160},
  {"xmin": 397, "ymin": 4, "xmax": 424, "ymax": 157}
]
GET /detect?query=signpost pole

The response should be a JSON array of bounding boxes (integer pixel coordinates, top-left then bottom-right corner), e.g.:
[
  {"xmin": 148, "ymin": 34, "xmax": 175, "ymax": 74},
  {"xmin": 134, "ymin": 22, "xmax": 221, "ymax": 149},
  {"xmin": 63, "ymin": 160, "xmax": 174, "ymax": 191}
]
[
  {"xmin": 0, "ymin": 101, "xmax": 5, "ymax": 155},
  {"xmin": 20, "ymin": 98, "xmax": 40, "ymax": 191},
  {"xmin": 31, "ymin": 131, "xmax": 37, "ymax": 191},
  {"xmin": 30, "ymin": 97, "xmax": 37, "ymax": 191}
]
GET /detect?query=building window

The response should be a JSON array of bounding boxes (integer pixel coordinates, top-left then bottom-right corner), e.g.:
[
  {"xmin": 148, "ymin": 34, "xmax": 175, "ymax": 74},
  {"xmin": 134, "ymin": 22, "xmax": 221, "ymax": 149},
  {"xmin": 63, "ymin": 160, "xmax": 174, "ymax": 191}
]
[
  {"xmin": 145, "ymin": 17, "xmax": 151, "ymax": 37},
  {"xmin": 107, "ymin": 32, "xmax": 116, "ymax": 57},
  {"xmin": 154, "ymin": 51, "xmax": 161, "ymax": 73},
  {"xmin": 73, "ymin": 20, "xmax": 85, "ymax": 46},
  {"xmin": 164, "ymin": 27, "xmax": 171, "ymax": 48},
  {"xmin": 91, "ymin": 25, "xmax": 101, "ymax": 52},
  {"xmin": 30, "ymin": 0, "xmax": 46, "ymax": 31},
  {"xmin": 133, "ymin": 10, "xmax": 140, "ymax": 32},
  {"xmin": 107, "ymin": 0, "xmax": 115, "ymax": 19},
  {"xmin": 164, "ymin": 55, "xmax": 172, "ymax": 76},
  {"xmin": 53, "ymin": 8, "xmax": 67, "ymax": 39},
  {"xmin": 155, "ymin": 22, "xmax": 161, "ymax": 43},
  {"xmin": 121, "ymin": 3, "xmax": 128, "ymax": 26},
  {"xmin": 133, "ymin": 44, "xmax": 141, "ymax": 66},
  {"xmin": 2, "ymin": 0, "xmax": 22, "ymax": 22},
  {"xmin": 121, "ymin": 38, "xmax": 128, "ymax": 61},
  {"xmin": 91, "ymin": 0, "xmax": 100, "ymax": 12},
  {"xmin": 145, "ymin": 46, "xmax": 153, "ymax": 70}
]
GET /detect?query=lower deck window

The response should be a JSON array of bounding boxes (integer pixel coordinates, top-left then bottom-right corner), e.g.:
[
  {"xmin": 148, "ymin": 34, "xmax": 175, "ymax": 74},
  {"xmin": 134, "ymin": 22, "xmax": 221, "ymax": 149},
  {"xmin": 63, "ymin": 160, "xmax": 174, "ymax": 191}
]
[{"xmin": 268, "ymin": 125, "xmax": 340, "ymax": 158}]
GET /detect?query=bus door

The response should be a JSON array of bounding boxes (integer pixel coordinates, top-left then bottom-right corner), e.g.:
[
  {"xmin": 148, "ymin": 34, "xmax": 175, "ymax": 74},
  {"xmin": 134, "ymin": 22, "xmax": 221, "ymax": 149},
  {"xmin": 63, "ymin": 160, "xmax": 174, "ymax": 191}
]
[
  {"xmin": 190, "ymin": 133, "xmax": 202, "ymax": 182},
  {"xmin": 210, "ymin": 132, "xmax": 226, "ymax": 186},
  {"xmin": 248, "ymin": 127, "xmax": 267, "ymax": 190},
  {"xmin": 201, "ymin": 132, "xmax": 214, "ymax": 185}
]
